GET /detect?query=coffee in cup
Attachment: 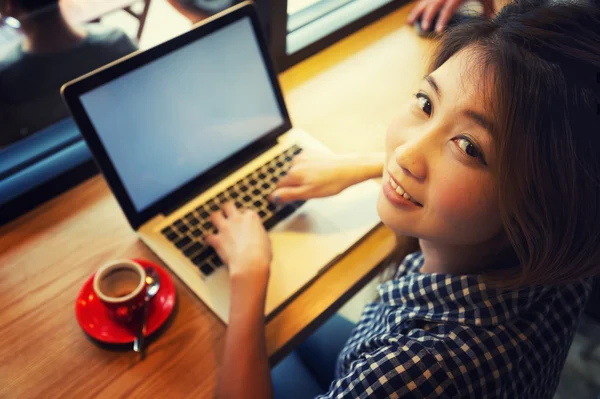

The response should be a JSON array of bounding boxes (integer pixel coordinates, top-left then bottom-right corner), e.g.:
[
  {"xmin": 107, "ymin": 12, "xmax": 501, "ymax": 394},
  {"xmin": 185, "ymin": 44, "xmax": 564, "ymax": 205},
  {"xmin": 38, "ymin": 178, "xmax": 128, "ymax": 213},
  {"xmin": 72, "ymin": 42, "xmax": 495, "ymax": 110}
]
[{"xmin": 93, "ymin": 259, "xmax": 147, "ymax": 324}]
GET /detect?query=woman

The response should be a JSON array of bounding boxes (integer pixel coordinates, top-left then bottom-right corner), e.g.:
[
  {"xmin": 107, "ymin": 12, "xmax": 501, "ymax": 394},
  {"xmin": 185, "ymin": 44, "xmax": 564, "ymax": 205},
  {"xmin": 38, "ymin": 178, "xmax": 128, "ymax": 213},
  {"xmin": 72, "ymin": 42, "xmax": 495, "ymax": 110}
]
[{"xmin": 207, "ymin": 0, "xmax": 600, "ymax": 397}]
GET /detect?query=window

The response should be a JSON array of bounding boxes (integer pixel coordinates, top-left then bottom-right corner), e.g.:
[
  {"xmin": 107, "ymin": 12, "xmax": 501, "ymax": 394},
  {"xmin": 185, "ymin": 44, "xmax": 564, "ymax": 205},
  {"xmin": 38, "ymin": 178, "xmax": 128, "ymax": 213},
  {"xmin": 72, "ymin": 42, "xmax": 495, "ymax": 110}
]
[
  {"xmin": 272, "ymin": 0, "xmax": 407, "ymax": 70},
  {"xmin": 287, "ymin": 0, "xmax": 396, "ymax": 54},
  {"xmin": 0, "ymin": 0, "xmax": 139, "ymax": 223},
  {"xmin": 0, "ymin": 0, "xmax": 405, "ymax": 224}
]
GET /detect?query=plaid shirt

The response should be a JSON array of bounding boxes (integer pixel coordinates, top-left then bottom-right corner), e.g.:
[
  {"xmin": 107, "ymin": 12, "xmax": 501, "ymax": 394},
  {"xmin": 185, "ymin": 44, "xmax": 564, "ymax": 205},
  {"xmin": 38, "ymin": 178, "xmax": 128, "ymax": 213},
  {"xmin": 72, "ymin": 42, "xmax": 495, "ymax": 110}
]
[{"xmin": 319, "ymin": 252, "xmax": 592, "ymax": 398}]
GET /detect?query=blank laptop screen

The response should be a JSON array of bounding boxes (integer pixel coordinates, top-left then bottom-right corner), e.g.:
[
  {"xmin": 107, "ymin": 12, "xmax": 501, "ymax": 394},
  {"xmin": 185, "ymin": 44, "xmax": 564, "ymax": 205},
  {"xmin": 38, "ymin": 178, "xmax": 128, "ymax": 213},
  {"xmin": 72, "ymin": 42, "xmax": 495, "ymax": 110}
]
[{"xmin": 80, "ymin": 17, "xmax": 285, "ymax": 212}]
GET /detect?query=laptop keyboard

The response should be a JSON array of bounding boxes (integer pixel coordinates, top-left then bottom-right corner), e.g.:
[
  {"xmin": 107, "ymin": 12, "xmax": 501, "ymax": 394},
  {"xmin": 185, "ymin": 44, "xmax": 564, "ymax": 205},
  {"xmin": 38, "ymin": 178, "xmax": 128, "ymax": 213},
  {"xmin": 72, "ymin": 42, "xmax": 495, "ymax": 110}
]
[{"xmin": 160, "ymin": 145, "xmax": 304, "ymax": 277}]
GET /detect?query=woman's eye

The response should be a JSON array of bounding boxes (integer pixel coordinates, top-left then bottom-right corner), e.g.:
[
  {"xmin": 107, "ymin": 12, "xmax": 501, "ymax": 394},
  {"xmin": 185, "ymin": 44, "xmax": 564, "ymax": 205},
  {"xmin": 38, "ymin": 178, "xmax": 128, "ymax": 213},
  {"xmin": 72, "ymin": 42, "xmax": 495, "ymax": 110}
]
[
  {"xmin": 415, "ymin": 92, "xmax": 432, "ymax": 116},
  {"xmin": 453, "ymin": 136, "xmax": 487, "ymax": 165}
]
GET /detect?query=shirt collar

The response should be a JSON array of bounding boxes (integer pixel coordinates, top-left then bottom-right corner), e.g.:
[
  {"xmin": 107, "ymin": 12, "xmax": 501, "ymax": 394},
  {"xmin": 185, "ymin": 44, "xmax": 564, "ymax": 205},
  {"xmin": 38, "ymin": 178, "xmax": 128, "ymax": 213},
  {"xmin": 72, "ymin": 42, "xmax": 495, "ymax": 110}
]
[{"xmin": 378, "ymin": 251, "xmax": 553, "ymax": 328}]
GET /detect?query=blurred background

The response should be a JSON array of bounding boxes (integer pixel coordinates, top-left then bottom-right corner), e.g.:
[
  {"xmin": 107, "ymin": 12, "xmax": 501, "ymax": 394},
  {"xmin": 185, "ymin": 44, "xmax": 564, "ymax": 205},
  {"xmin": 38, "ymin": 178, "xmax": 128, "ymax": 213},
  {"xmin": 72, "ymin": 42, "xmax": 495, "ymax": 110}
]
[
  {"xmin": 0, "ymin": 0, "xmax": 404, "ymax": 222},
  {"xmin": 1, "ymin": 2, "xmax": 598, "ymax": 397}
]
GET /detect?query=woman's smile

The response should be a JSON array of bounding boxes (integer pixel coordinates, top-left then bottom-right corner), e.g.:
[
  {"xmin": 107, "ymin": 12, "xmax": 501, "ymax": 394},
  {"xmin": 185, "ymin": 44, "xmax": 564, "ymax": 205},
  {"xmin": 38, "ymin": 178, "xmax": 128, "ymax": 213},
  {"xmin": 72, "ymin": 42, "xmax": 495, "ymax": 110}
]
[{"xmin": 382, "ymin": 171, "xmax": 423, "ymax": 209}]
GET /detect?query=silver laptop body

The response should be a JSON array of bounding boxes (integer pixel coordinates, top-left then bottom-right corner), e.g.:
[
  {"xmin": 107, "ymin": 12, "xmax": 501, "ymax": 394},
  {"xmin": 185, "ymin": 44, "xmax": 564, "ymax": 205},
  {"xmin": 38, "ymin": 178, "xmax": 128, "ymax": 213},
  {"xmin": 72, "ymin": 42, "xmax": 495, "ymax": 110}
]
[{"xmin": 62, "ymin": 2, "xmax": 381, "ymax": 323}]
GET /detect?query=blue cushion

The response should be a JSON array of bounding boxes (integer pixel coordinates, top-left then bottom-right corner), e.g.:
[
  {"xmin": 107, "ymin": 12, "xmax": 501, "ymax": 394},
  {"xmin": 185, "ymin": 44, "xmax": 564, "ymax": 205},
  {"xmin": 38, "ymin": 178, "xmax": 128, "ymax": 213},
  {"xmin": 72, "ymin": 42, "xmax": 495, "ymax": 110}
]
[
  {"xmin": 0, "ymin": 120, "xmax": 93, "ymax": 205},
  {"xmin": 0, "ymin": 118, "xmax": 82, "ymax": 179}
]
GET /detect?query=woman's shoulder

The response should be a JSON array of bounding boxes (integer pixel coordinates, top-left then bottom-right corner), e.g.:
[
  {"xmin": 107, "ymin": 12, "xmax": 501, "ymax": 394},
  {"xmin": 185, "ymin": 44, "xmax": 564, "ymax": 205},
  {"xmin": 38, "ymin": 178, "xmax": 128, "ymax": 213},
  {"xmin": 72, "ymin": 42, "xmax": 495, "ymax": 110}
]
[{"xmin": 339, "ymin": 273, "xmax": 592, "ymax": 397}]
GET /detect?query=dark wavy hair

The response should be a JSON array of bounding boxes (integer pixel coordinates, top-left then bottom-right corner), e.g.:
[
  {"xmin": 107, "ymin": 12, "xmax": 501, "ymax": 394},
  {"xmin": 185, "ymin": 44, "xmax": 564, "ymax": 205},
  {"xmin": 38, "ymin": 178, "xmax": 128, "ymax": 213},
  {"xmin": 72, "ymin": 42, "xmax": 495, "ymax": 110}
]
[{"xmin": 417, "ymin": 0, "xmax": 600, "ymax": 288}]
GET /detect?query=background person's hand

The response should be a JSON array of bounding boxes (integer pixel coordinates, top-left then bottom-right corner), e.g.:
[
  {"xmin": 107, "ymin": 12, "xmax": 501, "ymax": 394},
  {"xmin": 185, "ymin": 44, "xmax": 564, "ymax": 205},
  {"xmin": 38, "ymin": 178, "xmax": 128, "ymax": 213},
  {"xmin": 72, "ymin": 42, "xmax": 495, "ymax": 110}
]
[
  {"xmin": 269, "ymin": 152, "xmax": 366, "ymax": 204},
  {"xmin": 407, "ymin": 0, "xmax": 494, "ymax": 33},
  {"xmin": 206, "ymin": 202, "xmax": 272, "ymax": 284}
]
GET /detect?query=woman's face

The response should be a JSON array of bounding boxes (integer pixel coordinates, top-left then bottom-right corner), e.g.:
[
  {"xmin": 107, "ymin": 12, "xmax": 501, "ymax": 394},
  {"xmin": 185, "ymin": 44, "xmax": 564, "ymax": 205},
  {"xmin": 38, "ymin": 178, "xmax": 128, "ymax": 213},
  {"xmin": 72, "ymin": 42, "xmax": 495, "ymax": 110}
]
[{"xmin": 377, "ymin": 49, "xmax": 503, "ymax": 246}]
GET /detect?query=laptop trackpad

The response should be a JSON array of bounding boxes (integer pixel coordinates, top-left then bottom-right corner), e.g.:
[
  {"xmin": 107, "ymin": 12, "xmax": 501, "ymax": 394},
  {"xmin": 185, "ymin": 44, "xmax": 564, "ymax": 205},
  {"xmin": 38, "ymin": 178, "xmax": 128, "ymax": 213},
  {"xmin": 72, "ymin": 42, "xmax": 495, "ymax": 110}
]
[
  {"xmin": 268, "ymin": 201, "xmax": 341, "ymax": 272},
  {"xmin": 274, "ymin": 204, "xmax": 340, "ymax": 234},
  {"xmin": 264, "ymin": 180, "xmax": 381, "ymax": 315},
  {"xmin": 264, "ymin": 203, "xmax": 340, "ymax": 311}
]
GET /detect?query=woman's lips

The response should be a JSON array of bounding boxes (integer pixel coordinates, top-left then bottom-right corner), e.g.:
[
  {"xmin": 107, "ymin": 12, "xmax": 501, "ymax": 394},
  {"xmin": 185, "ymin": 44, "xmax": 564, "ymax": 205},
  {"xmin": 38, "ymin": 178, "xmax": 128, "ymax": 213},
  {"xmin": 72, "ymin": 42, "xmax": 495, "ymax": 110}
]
[
  {"xmin": 384, "ymin": 172, "xmax": 422, "ymax": 207},
  {"xmin": 382, "ymin": 178, "xmax": 422, "ymax": 209}
]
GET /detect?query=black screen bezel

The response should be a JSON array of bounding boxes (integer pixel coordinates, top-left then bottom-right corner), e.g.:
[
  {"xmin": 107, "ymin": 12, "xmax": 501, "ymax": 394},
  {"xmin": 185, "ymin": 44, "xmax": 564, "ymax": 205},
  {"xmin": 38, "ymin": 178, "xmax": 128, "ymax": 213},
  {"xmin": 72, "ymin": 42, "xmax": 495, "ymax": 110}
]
[{"xmin": 61, "ymin": 2, "xmax": 292, "ymax": 230}]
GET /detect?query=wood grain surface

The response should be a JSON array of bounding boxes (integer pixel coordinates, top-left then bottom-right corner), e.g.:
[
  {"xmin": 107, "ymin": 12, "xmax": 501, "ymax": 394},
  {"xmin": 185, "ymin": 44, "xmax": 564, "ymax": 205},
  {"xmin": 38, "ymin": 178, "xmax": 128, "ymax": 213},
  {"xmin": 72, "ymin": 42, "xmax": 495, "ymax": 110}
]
[{"xmin": 0, "ymin": 3, "xmax": 433, "ymax": 398}]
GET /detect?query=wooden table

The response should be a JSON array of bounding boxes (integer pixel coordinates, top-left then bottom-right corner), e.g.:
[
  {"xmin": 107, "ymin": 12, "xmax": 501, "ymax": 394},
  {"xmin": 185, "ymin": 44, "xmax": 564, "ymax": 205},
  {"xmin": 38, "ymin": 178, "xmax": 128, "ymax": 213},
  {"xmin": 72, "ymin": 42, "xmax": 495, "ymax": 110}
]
[{"xmin": 0, "ymin": 3, "xmax": 433, "ymax": 398}]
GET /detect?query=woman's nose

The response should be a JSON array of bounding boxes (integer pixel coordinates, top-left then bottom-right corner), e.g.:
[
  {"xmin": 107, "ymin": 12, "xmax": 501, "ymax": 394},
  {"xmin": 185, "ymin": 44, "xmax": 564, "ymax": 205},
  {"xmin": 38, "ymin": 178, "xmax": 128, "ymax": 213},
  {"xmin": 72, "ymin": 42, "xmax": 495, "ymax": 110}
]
[{"xmin": 393, "ymin": 141, "xmax": 427, "ymax": 181}]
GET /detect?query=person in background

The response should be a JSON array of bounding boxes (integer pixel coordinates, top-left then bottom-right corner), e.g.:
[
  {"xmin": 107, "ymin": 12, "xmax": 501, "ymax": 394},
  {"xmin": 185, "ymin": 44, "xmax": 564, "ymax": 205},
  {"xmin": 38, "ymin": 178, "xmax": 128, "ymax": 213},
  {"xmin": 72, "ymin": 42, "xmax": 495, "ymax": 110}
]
[
  {"xmin": 205, "ymin": 0, "xmax": 600, "ymax": 397},
  {"xmin": 407, "ymin": 0, "xmax": 597, "ymax": 34},
  {"xmin": 407, "ymin": 0, "xmax": 498, "ymax": 34},
  {"xmin": 0, "ymin": 0, "xmax": 137, "ymax": 148}
]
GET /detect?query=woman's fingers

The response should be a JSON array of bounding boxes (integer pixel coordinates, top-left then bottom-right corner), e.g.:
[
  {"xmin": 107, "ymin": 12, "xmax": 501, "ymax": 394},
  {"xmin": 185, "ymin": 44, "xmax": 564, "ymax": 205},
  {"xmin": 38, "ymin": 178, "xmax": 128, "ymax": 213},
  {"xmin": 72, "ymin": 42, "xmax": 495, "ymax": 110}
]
[
  {"xmin": 210, "ymin": 202, "xmax": 241, "ymax": 229},
  {"xmin": 270, "ymin": 186, "xmax": 312, "ymax": 203},
  {"xmin": 221, "ymin": 201, "xmax": 240, "ymax": 218},
  {"xmin": 205, "ymin": 234, "xmax": 228, "ymax": 265},
  {"xmin": 207, "ymin": 204, "xmax": 238, "ymax": 265},
  {"xmin": 205, "ymin": 233, "xmax": 219, "ymax": 249},
  {"xmin": 210, "ymin": 208, "xmax": 227, "ymax": 229},
  {"xmin": 276, "ymin": 169, "xmax": 304, "ymax": 188}
]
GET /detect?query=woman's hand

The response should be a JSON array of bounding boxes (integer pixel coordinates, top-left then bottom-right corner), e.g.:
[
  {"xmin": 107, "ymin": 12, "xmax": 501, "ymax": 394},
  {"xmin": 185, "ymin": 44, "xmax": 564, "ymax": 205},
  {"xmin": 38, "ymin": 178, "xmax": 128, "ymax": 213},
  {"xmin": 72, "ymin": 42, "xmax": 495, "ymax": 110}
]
[
  {"xmin": 206, "ymin": 202, "xmax": 272, "ymax": 287},
  {"xmin": 270, "ymin": 151, "xmax": 384, "ymax": 204}
]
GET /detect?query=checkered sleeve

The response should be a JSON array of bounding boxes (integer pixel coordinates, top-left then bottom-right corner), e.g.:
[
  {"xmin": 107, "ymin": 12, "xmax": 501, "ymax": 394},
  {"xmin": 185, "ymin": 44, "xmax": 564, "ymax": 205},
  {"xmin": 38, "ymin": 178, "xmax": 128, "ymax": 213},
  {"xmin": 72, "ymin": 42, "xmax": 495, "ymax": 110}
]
[{"xmin": 317, "ymin": 339, "xmax": 459, "ymax": 399}]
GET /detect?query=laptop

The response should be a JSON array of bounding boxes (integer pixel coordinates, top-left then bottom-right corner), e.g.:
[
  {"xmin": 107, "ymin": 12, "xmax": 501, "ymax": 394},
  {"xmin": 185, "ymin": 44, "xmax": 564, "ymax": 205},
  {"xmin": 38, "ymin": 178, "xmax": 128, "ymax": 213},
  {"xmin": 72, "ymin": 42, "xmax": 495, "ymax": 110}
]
[{"xmin": 61, "ymin": 2, "xmax": 381, "ymax": 323}]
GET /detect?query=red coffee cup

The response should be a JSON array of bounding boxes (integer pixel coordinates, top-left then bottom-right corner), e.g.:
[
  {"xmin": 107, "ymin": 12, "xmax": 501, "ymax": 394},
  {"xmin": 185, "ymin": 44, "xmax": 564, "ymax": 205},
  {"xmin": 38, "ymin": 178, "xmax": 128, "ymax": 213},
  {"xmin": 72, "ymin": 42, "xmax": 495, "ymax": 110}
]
[{"xmin": 93, "ymin": 259, "xmax": 147, "ymax": 324}]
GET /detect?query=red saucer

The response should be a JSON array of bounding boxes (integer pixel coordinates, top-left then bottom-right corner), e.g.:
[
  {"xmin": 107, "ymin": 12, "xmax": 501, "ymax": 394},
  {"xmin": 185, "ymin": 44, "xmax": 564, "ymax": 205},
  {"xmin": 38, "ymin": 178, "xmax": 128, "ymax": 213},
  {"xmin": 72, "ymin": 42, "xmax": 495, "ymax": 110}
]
[{"xmin": 75, "ymin": 259, "xmax": 176, "ymax": 344}]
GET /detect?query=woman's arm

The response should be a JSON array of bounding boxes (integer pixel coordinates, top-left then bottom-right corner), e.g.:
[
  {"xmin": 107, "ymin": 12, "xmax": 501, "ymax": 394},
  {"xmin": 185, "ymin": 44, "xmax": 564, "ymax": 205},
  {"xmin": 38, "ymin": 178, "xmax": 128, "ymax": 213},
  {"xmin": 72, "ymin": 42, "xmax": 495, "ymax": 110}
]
[
  {"xmin": 270, "ymin": 152, "xmax": 385, "ymax": 203},
  {"xmin": 207, "ymin": 203, "xmax": 273, "ymax": 399},
  {"xmin": 210, "ymin": 151, "xmax": 385, "ymax": 397},
  {"xmin": 344, "ymin": 152, "xmax": 386, "ymax": 184},
  {"xmin": 215, "ymin": 274, "xmax": 272, "ymax": 399}
]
